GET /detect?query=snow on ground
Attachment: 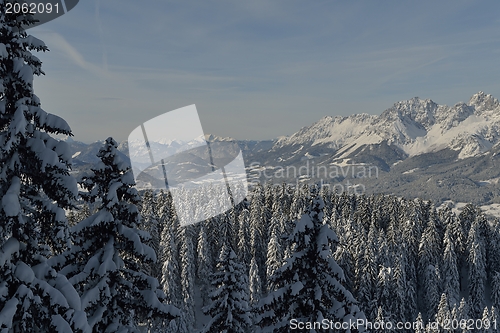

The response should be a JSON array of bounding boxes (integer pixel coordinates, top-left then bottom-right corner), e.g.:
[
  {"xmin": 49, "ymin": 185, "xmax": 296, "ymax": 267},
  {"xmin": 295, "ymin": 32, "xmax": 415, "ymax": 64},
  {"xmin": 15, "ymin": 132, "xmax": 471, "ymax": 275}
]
[
  {"xmin": 403, "ymin": 114, "xmax": 495, "ymax": 158},
  {"xmin": 476, "ymin": 177, "xmax": 500, "ymax": 186},
  {"xmin": 439, "ymin": 200, "xmax": 500, "ymax": 219},
  {"xmin": 402, "ymin": 168, "xmax": 419, "ymax": 174},
  {"xmin": 330, "ymin": 158, "xmax": 368, "ymax": 167},
  {"xmin": 479, "ymin": 203, "xmax": 500, "ymax": 219},
  {"xmin": 300, "ymin": 152, "xmax": 318, "ymax": 161}
]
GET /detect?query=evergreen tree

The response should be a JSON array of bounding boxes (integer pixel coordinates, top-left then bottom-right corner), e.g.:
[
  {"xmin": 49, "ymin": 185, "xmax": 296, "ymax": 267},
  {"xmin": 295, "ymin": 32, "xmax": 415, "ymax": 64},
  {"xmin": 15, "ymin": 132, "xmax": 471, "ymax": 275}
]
[
  {"xmin": 393, "ymin": 255, "xmax": 408, "ymax": 324},
  {"xmin": 0, "ymin": 5, "xmax": 91, "ymax": 332},
  {"xmin": 376, "ymin": 265, "xmax": 396, "ymax": 324},
  {"xmin": 401, "ymin": 209, "xmax": 419, "ymax": 322},
  {"xmin": 489, "ymin": 307, "xmax": 497, "ymax": 333},
  {"xmin": 255, "ymin": 193, "xmax": 365, "ymax": 332},
  {"xmin": 249, "ymin": 256, "xmax": 262, "ymax": 306},
  {"xmin": 426, "ymin": 265, "xmax": 442, "ymax": 323},
  {"xmin": 355, "ymin": 230, "xmax": 378, "ymax": 321},
  {"xmin": 435, "ymin": 294, "xmax": 451, "ymax": 331},
  {"xmin": 237, "ymin": 208, "xmax": 251, "ymax": 268},
  {"xmin": 442, "ymin": 226, "xmax": 460, "ymax": 307},
  {"xmin": 159, "ymin": 219, "xmax": 181, "ymax": 305},
  {"xmin": 487, "ymin": 219, "xmax": 500, "ymax": 282},
  {"xmin": 202, "ymin": 244, "xmax": 252, "ymax": 333},
  {"xmin": 140, "ymin": 190, "xmax": 161, "ymax": 277},
  {"xmin": 271, "ymin": 184, "xmax": 288, "ymax": 236},
  {"xmin": 288, "ymin": 183, "xmax": 306, "ymax": 221},
  {"xmin": 414, "ymin": 312, "xmax": 425, "ymax": 333},
  {"xmin": 249, "ymin": 184, "xmax": 267, "ymax": 291},
  {"xmin": 179, "ymin": 224, "xmax": 196, "ymax": 331},
  {"xmin": 458, "ymin": 204, "xmax": 477, "ymax": 239},
  {"xmin": 418, "ymin": 215, "xmax": 442, "ymax": 321},
  {"xmin": 346, "ymin": 215, "xmax": 365, "ymax": 293},
  {"xmin": 481, "ymin": 307, "xmax": 490, "ymax": 333},
  {"xmin": 265, "ymin": 225, "xmax": 283, "ymax": 291},
  {"xmin": 335, "ymin": 240, "xmax": 355, "ymax": 295},
  {"xmin": 456, "ymin": 298, "xmax": 470, "ymax": 333},
  {"xmin": 61, "ymin": 138, "xmax": 179, "ymax": 332},
  {"xmin": 467, "ymin": 217, "xmax": 486, "ymax": 318},
  {"xmin": 492, "ymin": 272, "xmax": 500, "ymax": 310},
  {"xmin": 156, "ymin": 226, "xmax": 183, "ymax": 332},
  {"xmin": 374, "ymin": 307, "xmax": 386, "ymax": 333},
  {"xmin": 197, "ymin": 224, "xmax": 213, "ymax": 305}
]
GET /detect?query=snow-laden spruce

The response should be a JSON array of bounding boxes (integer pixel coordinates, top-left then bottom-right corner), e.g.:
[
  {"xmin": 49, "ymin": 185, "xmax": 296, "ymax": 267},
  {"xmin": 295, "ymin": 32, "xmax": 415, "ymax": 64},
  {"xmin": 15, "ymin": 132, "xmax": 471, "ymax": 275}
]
[
  {"xmin": 140, "ymin": 190, "xmax": 162, "ymax": 278},
  {"xmin": 254, "ymin": 191, "xmax": 366, "ymax": 333},
  {"xmin": 202, "ymin": 243, "xmax": 252, "ymax": 333},
  {"xmin": 197, "ymin": 224, "xmax": 213, "ymax": 305},
  {"xmin": 52, "ymin": 138, "xmax": 179, "ymax": 332},
  {"xmin": 0, "ymin": 4, "xmax": 91, "ymax": 332},
  {"xmin": 179, "ymin": 224, "xmax": 196, "ymax": 332}
]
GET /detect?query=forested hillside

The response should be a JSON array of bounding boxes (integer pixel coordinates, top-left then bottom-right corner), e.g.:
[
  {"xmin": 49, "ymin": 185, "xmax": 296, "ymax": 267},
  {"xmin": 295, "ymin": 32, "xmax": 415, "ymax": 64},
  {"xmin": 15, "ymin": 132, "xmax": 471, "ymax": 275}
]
[{"xmin": 70, "ymin": 183, "xmax": 500, "ymax": 332}]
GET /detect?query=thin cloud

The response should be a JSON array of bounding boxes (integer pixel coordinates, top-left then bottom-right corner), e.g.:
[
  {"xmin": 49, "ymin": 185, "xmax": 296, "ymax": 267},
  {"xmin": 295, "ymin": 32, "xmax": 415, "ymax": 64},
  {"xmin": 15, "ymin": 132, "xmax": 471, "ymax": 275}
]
[{"xmin": 38, "ymin": 32, "xmax": 105, "ymax": 76}]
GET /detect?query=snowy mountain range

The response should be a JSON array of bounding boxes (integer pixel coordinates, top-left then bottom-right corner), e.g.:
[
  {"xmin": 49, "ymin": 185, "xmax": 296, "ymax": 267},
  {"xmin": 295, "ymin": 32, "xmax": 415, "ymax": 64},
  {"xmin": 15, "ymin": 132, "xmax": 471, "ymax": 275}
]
[
  {"xmin": 272, "ymin": 91, "xmax": 500, "ymax": 160},
  {"xmin": 67, "ymin": 92, "xmax": 500, "ymax": 209}
]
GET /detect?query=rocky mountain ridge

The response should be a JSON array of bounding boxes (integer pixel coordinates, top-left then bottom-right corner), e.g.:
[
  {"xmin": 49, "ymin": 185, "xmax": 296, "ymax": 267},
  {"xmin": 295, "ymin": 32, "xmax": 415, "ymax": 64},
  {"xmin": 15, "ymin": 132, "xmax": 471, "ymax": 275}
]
[
  {"xmin": 273, "ymin": 91, "xmax": 500, "ymax": 160},
  {"xmin": 67, "ymin": 92, "xmax": 500, "ymax": 208}
]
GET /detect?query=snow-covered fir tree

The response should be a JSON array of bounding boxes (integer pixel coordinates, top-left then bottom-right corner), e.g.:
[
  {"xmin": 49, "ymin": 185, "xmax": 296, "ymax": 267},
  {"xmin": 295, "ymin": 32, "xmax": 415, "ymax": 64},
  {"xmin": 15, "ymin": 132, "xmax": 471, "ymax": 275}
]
[
  {"xmin": 140, "ymin": 190, "xmax": 161, "ymax": 277},
  {"xmin": 376, "ymin": 265, "xmax": 396, "ymax": 325},
  {"xmin": 255, "ymin": 191, "xmax": 365, "ymax": 332},
  {"xmin": 354, "ymin": 222, "xmax": 378, "ymax": 322},
  {"xmin": 442, "ymin": 226, "xmax": 460, "ymax": 308},
  {"xmin": 265, "ymin": 225, "xmax": 282, "ymax": 291},
  {"xmin": 435, "ymin": 293, "xmax": 451, "ymax": 330},
  {"xmin": 197, "ymin": 224, "xmax": 213, "ymax": 305},
  {"xmin": 492, "ymin": 272, "xmax": 500, "ymax": 311},
  {"xmin": 157, "ymin": 226, "xmax": 183, "ymax": 332},
  {"xmin": 237, "ymin": 208, "xmax": 251, "ymax": 269},
  {"xmin": 248, "ymin": 256, "xmax": 262, "ymax": 306},
  {"xmin": 0, "ymin": 5, "xmax": 91, "ymax": 332},
  {"xmin": 335, "ymin": 229, "xmax": 356, "ymax": 292},
  {"xmin": 202, "ymin": 244, "xmax": 252, "ymax": 333},
  {"xmin": 159, "ymin": 221, "xmax": 181, "ymax": 304},
  {"xmin": 455, "ymin": 298, "xmax": 470, "ymax": 332},
  {"xmin": 467, "ymin": 216, "xmax": 487, "ymax": 318},
  {"xmin": 487, "ymin": 219, "xmax": 500, "ymax": 286},
  {"xmin": 418, "ymin": 214, "xmax": 442, "ymax": 321},
  {"xmin": 249, "ymin": 184, "xmax": 268, "ymax": 292},
  {"xmin": 59, "ymin": 138, "xmax": 179, "ymax": 332},
  {"xmin": 481, "ymin": 307, "xmax": 490, "ymax": 333},
  {"xmin": 393, "ymin": 255, "xmax": 408, "ymax": 324},
  {"xmin": 489, "ymin": 307, "xmax": 498, "ymax": 332},
  {"xmin": 178, "ymin": 223, "xmax": 197, "ymax": 331},
  {"xmin": 414, "ymin": 312, "xmax": 425, "ymax": 333}
]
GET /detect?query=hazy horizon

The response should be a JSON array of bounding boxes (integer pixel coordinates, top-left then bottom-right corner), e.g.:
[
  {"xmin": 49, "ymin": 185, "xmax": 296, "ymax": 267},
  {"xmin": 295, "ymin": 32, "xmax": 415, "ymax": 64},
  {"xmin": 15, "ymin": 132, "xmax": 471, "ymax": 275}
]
[{"xmin": 29, "ymin": 0, "xmax": 500, "ymax": 143}]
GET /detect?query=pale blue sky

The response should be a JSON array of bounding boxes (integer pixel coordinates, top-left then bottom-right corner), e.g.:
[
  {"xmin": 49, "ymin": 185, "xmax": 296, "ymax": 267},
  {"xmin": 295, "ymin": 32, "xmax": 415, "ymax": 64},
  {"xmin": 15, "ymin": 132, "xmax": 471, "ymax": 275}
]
[{"xmin": 30, "ymin": 0, "xmax": 500, "ymax": 143}]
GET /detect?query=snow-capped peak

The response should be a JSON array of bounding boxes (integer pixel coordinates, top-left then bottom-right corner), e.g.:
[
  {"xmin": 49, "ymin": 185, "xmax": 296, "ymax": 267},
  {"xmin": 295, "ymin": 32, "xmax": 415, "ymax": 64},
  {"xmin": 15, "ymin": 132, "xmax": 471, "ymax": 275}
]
[
  {"xmin": 272, "ymin": 92, "xmax": 500, "ymax": 160},
  {"xmin": 380, "ymin": 97, "xmax": 438, "ymax": 129},
  {"xmin": 468, "ymin": 91, "xmax": 500, "ymax": 114}
]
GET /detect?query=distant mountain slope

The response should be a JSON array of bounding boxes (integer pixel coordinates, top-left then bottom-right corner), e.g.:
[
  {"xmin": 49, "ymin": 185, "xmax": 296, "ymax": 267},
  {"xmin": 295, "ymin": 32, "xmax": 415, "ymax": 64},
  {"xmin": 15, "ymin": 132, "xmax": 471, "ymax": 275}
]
[
  {"xmin": 272, "ymin": 91, "xmax": 500, "ymax": 161},
  {"xmin": 66, "ymin": 92, "xmax": 500, "ymax": 209},
  {"xmin": 247, "ymin": 92, "xmax": 500, "ymax": 208}
]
